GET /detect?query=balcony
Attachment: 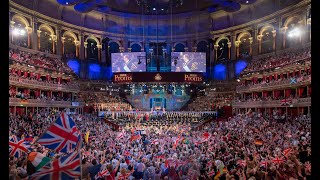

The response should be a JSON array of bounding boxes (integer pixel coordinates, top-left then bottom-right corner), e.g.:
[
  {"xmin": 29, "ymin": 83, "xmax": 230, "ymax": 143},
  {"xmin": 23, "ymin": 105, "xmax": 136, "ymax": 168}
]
[
  {"xmin": 236, "ymin": 76, "xmax": 311, "ymax": 93},
  {"xmin": 9, "ymin": 98, "xmax": 85, "ymax": 108},
  {"xmin": 232, "ymin": 97, "xmax": 311, "ymax": 108},
  {"xmin": 9, "ymin": 76, "xmax": 79, "ymax": 92}
]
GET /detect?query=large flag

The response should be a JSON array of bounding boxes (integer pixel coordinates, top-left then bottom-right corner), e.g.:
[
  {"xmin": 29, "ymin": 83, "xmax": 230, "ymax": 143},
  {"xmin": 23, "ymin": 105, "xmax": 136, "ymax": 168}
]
[
  {"xmin": 130, "ymin": 134, "xmax": 141, "ymax": 141},
  {"xmin": 9, "ymin": 135, "xmax": 29, "ymax": 157},
  {"xmin": 28, "ymin": 152, "xmax": 51, "ymax": 171},
  {"xmin": 36, "ymin": 113, "xmax": 81, "ymax": 153},
  {"xmin": 272, "ymin": 156, "xmax": 284, "ymax": 165},
  {"xmin": 30, "ymin": 150, "xmax": 81, "ymax": 180},
  {"xmin": 282, "ymin": 148, "xmax": 293, "ymax": 158}
]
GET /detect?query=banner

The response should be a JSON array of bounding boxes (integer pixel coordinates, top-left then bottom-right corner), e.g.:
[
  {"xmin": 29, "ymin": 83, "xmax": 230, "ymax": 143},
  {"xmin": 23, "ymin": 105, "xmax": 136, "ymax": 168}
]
[{"xmin": 113, "ymin": 72, "xmax": 203, "ymax": 83}]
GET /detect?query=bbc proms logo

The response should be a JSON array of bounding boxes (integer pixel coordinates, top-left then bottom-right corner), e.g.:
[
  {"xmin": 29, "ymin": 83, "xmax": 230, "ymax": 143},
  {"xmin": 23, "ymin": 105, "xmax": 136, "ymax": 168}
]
[{"xmin": 114, "ymin": 73, "xmax": 133, "ymax": 82}]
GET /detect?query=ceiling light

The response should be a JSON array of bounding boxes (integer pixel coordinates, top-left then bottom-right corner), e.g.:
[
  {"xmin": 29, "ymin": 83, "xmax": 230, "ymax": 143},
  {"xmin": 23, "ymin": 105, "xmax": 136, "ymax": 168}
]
[
  {"xmin": 153, "ymin": 8, "xmax": 156, "ymax": 11},
  {"xmin": 246, "ymin": 1, "xmax": 249, "ymax": 3},
  {"xmin": 66, "ymin": 2, "xmax": 68, "ymax": 5},
  {"xmin": 161, "ymin": 8, "xmax": 164, "ymax": 11}
]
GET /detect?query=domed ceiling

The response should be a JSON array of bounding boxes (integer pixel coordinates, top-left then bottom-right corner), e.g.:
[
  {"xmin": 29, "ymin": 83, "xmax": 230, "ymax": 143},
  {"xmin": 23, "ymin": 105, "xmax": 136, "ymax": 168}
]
[{"xmin": 56, "ymin": 0, "xmax": 257, "ymax": 14}]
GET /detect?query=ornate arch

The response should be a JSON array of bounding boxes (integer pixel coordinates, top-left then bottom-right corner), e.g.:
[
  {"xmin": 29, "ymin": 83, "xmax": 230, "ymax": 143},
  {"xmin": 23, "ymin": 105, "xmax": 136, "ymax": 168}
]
[
  {"xmin": 130, "ymin": 42, "xmax": 142, "ymax": 48},
  {"xmin": 38, "ymin": 24, "xmax": 55, "ymax": 35},
  {"xmin": 173, "ymin": 42, "xmax": 186, "ymax": 47},
  {"xmin": 62, "ymin": 30, "xmax": 78, "ymax": 41},
  {"xmin": 259, "ymin": 24, "xmax": 274, "ymax": 35},
  {"xmin": 196, "ymin": 39, "xmax": 208, "ymax": 46},
  {"xmin": 215, "ymin": 36, "xmax": 230, "ymax": 45},
  {"xmin": 283, "ymin": 15, "xmax": 302, "ymax": 27},
  {"xmin": 85, "ymin": 36, "xmax": 100, "ymax": 45},
  {"xmin": 237, "ymin": 31, "xmax": 251, "ymax": 41},
  {"xmin": 12, "ymin": 14, "xmax": 30, "ymax": 27},
  {"xmin": 108, "ymin": 40, "xmax": 121, "ymax": 47}
]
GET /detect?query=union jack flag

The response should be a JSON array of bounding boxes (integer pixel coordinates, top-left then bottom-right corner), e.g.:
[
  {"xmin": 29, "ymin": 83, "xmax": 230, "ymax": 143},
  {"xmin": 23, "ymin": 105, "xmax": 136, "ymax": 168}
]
[
  {"xmin": 151, "ymin": 139, "xmax": 159, "ymax": 145},
  {"xmin": 237, "ymin": 160, "xmax": 247, "ymax": 167},
  {"xmin": 95, "ymin": 168, "xmax": 111, "ymax": 180},
  {"xmin": 260, "ymin": 160, "xmax": 268, "ymax": 168},
  {"xmin": 282, "ymin": 148, "xmax": 293, "ymax": 158},
  {"xmin": 208, "ymin": 170, "xmax": 215, "ymax": 177},
  {"xmin": 30, "ymin": 150, "xmax": 81, "ymax": 180},
  {"xmin": 272, "ymin": 156, "xmax": 284, "ymax": 165},
  {"xmin": 9, "ymin": 135, "xmax": 29, "ymax": 157},
  {"xmin": 36, "ymin": 113, "xmax": 81, "ymax": 153},
  {"xmin": 304, "ymin": 161, "xmax": 311, "ymax": 172},
  {"xmin": 280, "ymin": 99, "xmax": 292, "ymax": 105}
]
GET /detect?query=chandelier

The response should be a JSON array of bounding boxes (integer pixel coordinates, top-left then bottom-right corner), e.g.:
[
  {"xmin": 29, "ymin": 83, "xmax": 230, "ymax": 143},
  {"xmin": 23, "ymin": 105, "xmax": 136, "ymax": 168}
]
[{"xmin": 136, "ymin": 0, "xmax": 184, "ymax": 13}]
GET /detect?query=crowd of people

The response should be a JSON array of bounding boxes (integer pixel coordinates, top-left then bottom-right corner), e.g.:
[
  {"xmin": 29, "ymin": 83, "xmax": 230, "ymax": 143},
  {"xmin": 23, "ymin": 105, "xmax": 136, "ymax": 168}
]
[
  {"xmin": 186, "ymin": 92, "xmax": 233, "ymax": 112},
  {"xmin": 242, "ymin": 47, "xmax": 311, "ymax": 74},
  {"xmin": 9, "ymin": 108, "xmax": 311, "ymax": 180},
  {"xmin": 9, "ymin": 48, "xmax": 74, "ymax": 74}
]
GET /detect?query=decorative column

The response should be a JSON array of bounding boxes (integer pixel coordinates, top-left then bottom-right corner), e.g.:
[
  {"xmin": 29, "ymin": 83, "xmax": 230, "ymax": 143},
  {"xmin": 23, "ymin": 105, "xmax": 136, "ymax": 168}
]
[
  {"xmin": 257, "ymin": 34, "xmax": 263, "ymax": 54},
  {"xmin": 281, "ymin": 27, "xmax": 288, "ymax": 49},
  {"xmin": 249, "ymin": 37, "xmax": 253, "ymax": 56},
  {"xmin": 227, "ymin": 42, "xmax": 231, "ymax": 60},
  {"xmin": 214, "ymin": 45, "xmax": 219, "ymax": 63},
  {"xmin": 235, "ymin": 41, "xmax": 240, "ymax": 59},
  {"xmin": 79, "ymin": 33, "xmax": 84, "ymax": 60},
  {"xmin": 37, "ymin": 30, "xmax": 41, "ymax": 51},
  {"xmin": 97, "ymin": 44, "xmax": 102, "ymax": 62},
  {"xmin": 307, "ymin": 18, "xmax": 311, "ymax": 41},
  {"xmin": 272, "ymin": 30, "xmax": 276, "ymax": 51},
  {"xmin": 9, "ymin": 21, "xmax": 15, "ymax": 44},
  {"xmin": 27, "ymin": 27, "xmax": 32, "ymax": 49},
  {"xmin": 231, "ymin": 35, "xmax": 236, "ymax": 60},
  {"xmin": 83, "ymin": 42, "xmax": 88, "ymax": 59},
  {"xmin": 52, "ymin": 35, "xmax": 56, "ymax": 54},
  {"xmin": 61, "ymin": 37, "xmax": 65, "ymax": 55},
  {"xmin": 55, "ymin": 27, "xmax": 62, "ymax": 55},
  {"xmin": 75, "ymin": 40, "xmax": 80, "ymax": 58}
]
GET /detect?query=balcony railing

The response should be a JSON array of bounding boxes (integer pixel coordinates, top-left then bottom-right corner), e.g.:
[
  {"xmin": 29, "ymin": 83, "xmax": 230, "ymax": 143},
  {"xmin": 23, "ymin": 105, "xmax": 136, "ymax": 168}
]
[
  {"xmin": 232, "ymin": 97, "xmax": 311, "ymax": 108},
  {"xmin": 9, "ymin": 98, "xmax": 85, "ymax": 108},
  {"xmin": 9, "ymin": 76, "xmax": 79, "ymax": 92},
  {"xmin": 236, "ymin": 76, "xmax": 311, "ymax": 92}
]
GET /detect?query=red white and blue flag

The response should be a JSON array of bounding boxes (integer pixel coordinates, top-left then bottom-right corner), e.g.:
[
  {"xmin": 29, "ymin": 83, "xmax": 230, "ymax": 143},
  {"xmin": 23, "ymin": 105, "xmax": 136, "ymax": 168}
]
[
  {"xmin": 9, "ymin": 135, "xmax": 29, "ymax": 157},
  {"xmin": 36, "ymin": 113, "xmax": 81, "ymax": 153},
  {"xmin": 95, "ymin": 168, "xmax": 111, "ymax": 180},
  {"xmin": 272, "ymin": 156, "xmax": 284, "ymax": 165},
  {"xmin": 30, "ymin": 150, "xmax": 81, "ymax": 180},
  {"xmin": 260, "ymin": 160, "xmax": 268, "ymax": 168},
  {"xmin": 237, "ymin": 160, "xmax": 247, "ymax": 167}
]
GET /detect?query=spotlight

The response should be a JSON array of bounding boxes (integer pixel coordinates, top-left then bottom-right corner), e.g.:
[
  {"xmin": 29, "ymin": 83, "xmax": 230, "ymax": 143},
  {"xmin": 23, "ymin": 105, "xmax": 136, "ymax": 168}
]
[
  {"xmin": 288, "ymin": 28, "xmax": 301, "ymax": 38},
  {"xmin": 161, "ymin": 8, "xmax": 164, "ymax": 11},
  {"xmin": 246, "ymin": 1, "xmax": 249, "ymax": 3},
  {"xmin": 236, "ymin": 79, "xmax": 240, "ymax": 82},
  {"xmin": 153, "ymin": 8, "xmax": 156, "ymax": 11},
  {"xmin": 66, "ymin": 2, "xmax": 68, "ymax": 4}
]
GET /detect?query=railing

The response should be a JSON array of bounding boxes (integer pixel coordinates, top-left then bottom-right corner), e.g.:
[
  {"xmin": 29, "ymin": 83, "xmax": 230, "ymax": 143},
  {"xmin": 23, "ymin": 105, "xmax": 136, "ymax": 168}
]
[
  {"xmin": 10, "ymin": 44, "xmax": 61, "ymax": 59},
  {"xmin": 9, "ymin": 98, "xmax": 85, "ymax": 108},
  {"xmin": 236, "ymin": 76, "xmax": 311, "ymax": 92},
  {"xmin": 9, "ymin": 76, "xmax": 79, "ymax": 92},
  {"xmin": 232, "ymin": 97, "xmax": 311, "ymax": 108}
]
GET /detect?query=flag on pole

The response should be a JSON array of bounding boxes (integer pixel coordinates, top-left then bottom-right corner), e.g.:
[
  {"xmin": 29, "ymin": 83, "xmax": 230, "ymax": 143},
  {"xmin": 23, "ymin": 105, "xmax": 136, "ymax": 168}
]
[
  {"xmin": 36, "ymin": 112, "xmax": 81, "ymax": 153},
  {"xmin": 95, "ymin": 168, "xmax": 111, "ymax": 180},
  {"xmin": 30, "ymin": 150, "xmax": 81, "ymax": 180}
]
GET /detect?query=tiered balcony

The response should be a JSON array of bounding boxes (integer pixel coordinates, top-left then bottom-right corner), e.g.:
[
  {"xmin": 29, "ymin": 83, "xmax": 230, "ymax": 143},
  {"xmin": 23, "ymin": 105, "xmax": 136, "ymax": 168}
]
[
  {"xmin": 236, "ymin": 76, "xmax": 311, "ymax": 93},
  {"xmin": 9, "ymin": 76, "xmax": 79, "ymax": 92},
  {"xmin": 9, "ymin": 98, "xmax": 85, "ymax": 108},
  {"xmin": 232, "ymin": 97, "xmax": 311, "ymax": 108}
]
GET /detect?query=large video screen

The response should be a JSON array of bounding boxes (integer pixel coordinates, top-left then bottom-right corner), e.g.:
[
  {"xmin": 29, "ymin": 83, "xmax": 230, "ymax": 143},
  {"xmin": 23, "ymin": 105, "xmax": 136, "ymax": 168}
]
[
  {"xmin": 171, "ymin": 52, "xmax": 206, "ymax": 72},
  {"xmin": 112, "ymin": 52, "xmax": 146, "ymax": 72}
]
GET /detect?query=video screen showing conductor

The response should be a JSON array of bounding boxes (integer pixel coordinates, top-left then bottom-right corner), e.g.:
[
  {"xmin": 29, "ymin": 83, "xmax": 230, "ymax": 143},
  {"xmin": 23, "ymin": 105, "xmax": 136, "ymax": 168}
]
[
  {"xmin": 111, "ymin": 52, "xmax": 146, "ymax": 72},
  {"xmin": 171, "ymin": 52, "xmax": 206, "ymax": 72}
]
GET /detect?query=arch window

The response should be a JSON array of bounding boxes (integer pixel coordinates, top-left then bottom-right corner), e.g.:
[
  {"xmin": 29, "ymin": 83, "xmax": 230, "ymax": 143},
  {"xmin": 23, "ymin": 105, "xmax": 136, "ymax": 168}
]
[
  {"xmin": 87, "ymin": 38, "xmax": 98, "ymax": 60},
  {"xmin": 64, "ymin": 35, "xmax": 76, "ymax": 58},
  {"xmin": 40, "ymin": 30, "xmax": 52, "ymax": 53},
  {"xmin": 217, "ymin": 39, "xmax": 228, "ymax": 61},
  {"xmin": 196, "ymin": 41, "xmax": 208, "ymax": 52},
  {"xmin": 174, "ymin": 43, "xmax": 185, "ymax": 52},
  {"xmin": 131, "ymin": 44, "xmax": 142, "ymax": 52},
  {"xmin": 12, "ymin": 22, "xmax": 28, "ymax": 48},
  {"xmin": 261, "ymin": 28, "xmax": 273, "ymax": 54},
  {"xmin": 239, "ymin": 34, "xmax": 250, "ymax": 58}
]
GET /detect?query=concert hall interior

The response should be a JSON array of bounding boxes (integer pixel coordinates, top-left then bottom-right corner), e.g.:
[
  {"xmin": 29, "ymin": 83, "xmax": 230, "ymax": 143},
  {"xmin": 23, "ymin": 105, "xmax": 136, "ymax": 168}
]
[{"xmin": 9, "ymin": 0, "xmax": 312, "ymax": 179}]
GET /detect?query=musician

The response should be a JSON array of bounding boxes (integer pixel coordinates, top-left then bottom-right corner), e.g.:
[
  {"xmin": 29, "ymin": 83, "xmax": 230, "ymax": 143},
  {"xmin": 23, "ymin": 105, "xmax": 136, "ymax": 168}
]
[{"xmin": 119, "ymin": 55, "xmax": 139, "ymax": 72}]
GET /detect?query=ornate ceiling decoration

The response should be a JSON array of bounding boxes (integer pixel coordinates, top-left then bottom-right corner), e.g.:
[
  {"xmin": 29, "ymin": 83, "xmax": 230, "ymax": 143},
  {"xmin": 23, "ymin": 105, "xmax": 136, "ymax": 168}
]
[{"xmin": 56, "ymin": 0, "xmax": 257, "ymax": 14}]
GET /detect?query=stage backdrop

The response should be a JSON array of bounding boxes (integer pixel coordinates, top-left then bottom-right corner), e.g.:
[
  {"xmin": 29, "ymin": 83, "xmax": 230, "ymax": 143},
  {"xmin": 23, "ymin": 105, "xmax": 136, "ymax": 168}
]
[
  {"xmin": 111, "ymin": 52, "xmax": 146, "ymax": 72},
  {"xmin": 171, "ymin": 52, "xmax": 206, "ymax": 72},
  {"xmin": 112, "ymin": 72, "xmax": 203, "ymax": 83}
]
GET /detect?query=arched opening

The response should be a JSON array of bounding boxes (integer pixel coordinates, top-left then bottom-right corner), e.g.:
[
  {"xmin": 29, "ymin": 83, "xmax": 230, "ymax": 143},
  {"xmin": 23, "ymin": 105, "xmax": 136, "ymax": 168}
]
[
  {"xmin": 109, "ymin": 42, "xmax": 120, "ymax": 55},
  {"xmin": 217, "ymin": 39, "xmax": 228, "ymax": 61},
  {"xmin": 196, "ymin": 41, "xmax": 208, "ymax": 52},
  {"xmin": 12, "ymin": 21, "xmax": 28, "ymax": 48},
  {"xmin": 239, "ymin": 34, "xmax": 250, "ymax": 58},
  {"xmin": 286, "ymin": 18, "xmax": 302, "ymax": 48},
  {"xmin": 131, "ymin": 44, "xmax": 142, "ymax": 52},
  {"xmin": 64, "ymin": 35, "xmax": 76, "ymax": 58},
  {"xmin": 174, "ymin": 43, "xmax": 185, "ymax": 52},
  {"xmin": 40, "ymin": 29, "xmax": 52, "ymax": 53},
  {"xmin": 261, "ymin": 28, "xmax": 273, "ymax": 54},
  {"xmin": 87, "ymin": 38, "xmax": 98, "ymax": 60}
]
